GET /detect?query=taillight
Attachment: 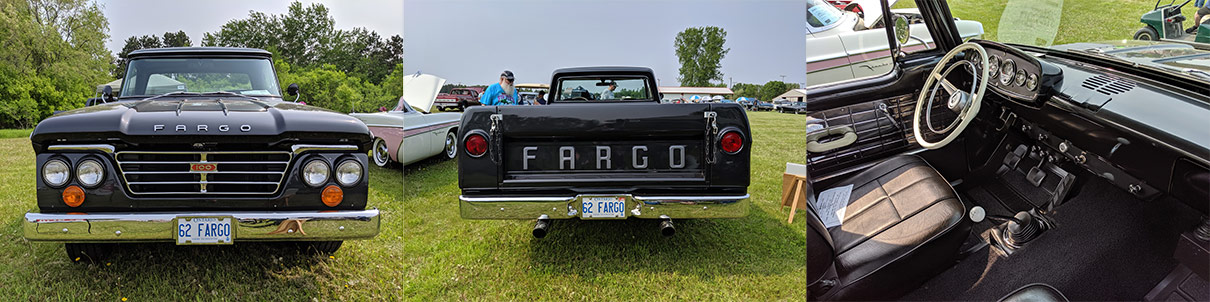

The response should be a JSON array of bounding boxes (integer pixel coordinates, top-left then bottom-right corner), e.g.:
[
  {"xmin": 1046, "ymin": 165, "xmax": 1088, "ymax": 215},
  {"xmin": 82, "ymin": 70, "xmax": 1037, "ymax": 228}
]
[
  {"xmin": 720, "ymin": 131, "xmax": 743, "ymax": 154},
  {"xmin": 465, "ymin": 134, "xmax": 488, "ymax": 157}
]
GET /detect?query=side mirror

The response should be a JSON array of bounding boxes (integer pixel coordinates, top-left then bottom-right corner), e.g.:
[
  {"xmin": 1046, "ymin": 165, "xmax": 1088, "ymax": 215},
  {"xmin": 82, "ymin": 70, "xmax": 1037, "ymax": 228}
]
[
  {"xmin": 286, "ymin": 83, "xmax": 301, "ymax": 102},
  {"xmin": 102, "ymin": 85, "xmax": 115, "ymax": 101},
  {"xmin": 893, "ymin": 15, "xmax": 911, "ymax": 47}
]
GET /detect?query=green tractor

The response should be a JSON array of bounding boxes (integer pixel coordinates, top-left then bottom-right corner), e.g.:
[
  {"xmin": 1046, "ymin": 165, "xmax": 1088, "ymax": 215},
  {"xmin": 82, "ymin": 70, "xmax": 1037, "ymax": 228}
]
[{"xmin": 1134, "ymin": 0, "xmax": 1210, "ymax": 48}]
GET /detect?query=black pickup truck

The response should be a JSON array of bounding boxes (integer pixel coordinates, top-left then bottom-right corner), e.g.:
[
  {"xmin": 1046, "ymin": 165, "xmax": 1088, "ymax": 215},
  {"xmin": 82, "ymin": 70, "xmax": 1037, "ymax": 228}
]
[
  {"xmin": 22, "ymin": 47, "xmax": 380, "ymax": 261},
  {"xmin": 457, "ymin": 67, "xmax": 751, "ymax": 237}
]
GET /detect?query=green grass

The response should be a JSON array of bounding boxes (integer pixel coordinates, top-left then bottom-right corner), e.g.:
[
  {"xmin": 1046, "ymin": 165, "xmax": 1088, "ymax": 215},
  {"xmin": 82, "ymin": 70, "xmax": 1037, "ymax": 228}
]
[
  {"xmin": 0, "ymin": 111, "xmax": 805, "ymax": 300},
  {"xmin": 0, "ymin": 129, "xmax": 33, "ymax": 139},
  {"xmin": 0, "ymin": 139, "xmax": 409, "ymax": 300},
  {"xmin": 400, "ymin": 111, "xmax": 807, "ymax": 300},
  {"xmin": 895, "ymin": 0, "xmax": 1156, "ymax": 45}
]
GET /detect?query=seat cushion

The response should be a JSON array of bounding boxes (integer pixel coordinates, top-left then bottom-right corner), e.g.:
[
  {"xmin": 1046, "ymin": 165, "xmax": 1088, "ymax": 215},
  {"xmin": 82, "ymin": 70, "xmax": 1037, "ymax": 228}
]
[
  {"xmin": 819, "ymin": 155, "xmax": 969, "ymax": 301},
  {"xmin": 999, "ymin": 283, "xmax": 1069, "ymax": 302}
]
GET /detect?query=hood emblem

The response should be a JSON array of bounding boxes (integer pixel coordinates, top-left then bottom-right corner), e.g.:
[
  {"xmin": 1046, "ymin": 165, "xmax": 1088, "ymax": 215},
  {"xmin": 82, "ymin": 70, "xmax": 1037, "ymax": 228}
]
[{"xmin": 154, "ymin": 124, "xmax": 251, "ymax": 132}]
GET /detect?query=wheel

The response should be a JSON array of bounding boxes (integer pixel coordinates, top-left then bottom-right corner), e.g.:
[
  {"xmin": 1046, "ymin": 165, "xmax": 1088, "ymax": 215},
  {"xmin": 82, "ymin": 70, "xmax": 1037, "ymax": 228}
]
[
  {"xmin": 65, "ymin": 243, "xmax": 111, "ymax": 263},
  {"xmin": 298, "ymin": 241, "xmax": 342, "ymax": 254},
  {"xmin": 1134, "ymin": 26, "xmax": 1159, "ymax": 40},
  {"xmin": 442, "ymin": 130, "xmax": 458, "ymax": 160},
  {"xmin": 371, "ymin": 138, "xmax": 397, "ymax": 168},
  {"xmin": 912, "ymin": 42, "xmax": 989, "ymax": 150}
]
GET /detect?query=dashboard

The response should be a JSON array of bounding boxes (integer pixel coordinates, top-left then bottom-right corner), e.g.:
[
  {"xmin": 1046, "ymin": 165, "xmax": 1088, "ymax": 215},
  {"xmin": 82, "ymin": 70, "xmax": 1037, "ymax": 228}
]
[{"xmin": 969, "ymin": 40, "xmax": 1062, "ymax": 106}]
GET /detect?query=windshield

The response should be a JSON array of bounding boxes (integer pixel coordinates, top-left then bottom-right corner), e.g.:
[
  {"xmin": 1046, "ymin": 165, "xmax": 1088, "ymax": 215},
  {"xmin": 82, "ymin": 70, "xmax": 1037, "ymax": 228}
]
[
  {"xmin": 917, "ymin": 0, "xmax": 1210, "ymax": 81},
  {"xmin": 121, "ymin": 58, "xmax": 281, "ymax": 97},
  {"xmin": 555, "ymin": 77, "xmax": 651, "ymax": 101},
  {"xmin": 806, "ymin": 0, "xmax": 843, "ymax": 29}
]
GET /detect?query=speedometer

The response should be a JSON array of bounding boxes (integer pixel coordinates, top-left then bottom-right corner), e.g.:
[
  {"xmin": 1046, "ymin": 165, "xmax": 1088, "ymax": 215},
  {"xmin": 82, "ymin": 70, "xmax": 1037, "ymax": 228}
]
[{"xmin": 999, "ymin": 59, "xmax": 1016, "ymax": 86}]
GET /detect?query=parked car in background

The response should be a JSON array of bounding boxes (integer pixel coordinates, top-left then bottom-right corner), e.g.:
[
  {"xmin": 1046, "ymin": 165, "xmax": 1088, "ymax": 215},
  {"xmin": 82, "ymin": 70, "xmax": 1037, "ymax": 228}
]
[
  {"xmin": 457, "ymin": 66, "xmax": 751, "ymax": 238},
  {"xmin": 435, "ymin": 87, "xmax": 484, "ymax": 111},
  {"xmin": 352, "ymin": 74, "xmax": 461, "ymax": 168},
  {"xmin": 806, "ymin": 0, "xmax": 983, "ymax": 87},
  {"xmin": 778, "ymin": 101, "xmax": 807, "ymax": 114},
  {"xmin": 22, "ymin": 47, "xmax": 380, "ymax": 261},
  {"xmin": 753, "ymin": 100, "xmax": 775, "ymax": 111}
]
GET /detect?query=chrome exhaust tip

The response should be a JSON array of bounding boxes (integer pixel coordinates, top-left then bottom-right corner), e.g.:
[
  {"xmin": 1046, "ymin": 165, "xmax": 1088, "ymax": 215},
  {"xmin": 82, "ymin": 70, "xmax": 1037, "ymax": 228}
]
[
  {"xmin": 532, "ymin": 215, "xmax": 551, "ymax": 238},
  {"xmin": 659, "ymin": 215, "xmax": 675, "ymax": 237}
]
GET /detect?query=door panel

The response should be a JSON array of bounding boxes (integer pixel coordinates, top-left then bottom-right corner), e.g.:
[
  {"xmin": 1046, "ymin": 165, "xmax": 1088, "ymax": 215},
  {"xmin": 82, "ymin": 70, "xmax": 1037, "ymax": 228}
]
[{"xmin": 807, "ymin": 94, "xmax": 916, "ymax": 184}]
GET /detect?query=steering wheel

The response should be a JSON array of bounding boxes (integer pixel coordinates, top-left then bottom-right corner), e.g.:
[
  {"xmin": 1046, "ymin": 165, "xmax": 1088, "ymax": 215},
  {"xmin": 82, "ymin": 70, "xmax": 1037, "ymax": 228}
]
[{"xmin": 912, "ymin": 42, "xmax": 990, "ymax": 149}]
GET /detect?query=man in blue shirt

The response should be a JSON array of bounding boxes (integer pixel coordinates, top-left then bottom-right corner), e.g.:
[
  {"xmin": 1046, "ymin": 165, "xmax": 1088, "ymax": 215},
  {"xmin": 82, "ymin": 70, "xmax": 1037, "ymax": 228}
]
[
  {"xmin": 1189, "ymin": 0, "xmax": 1210, "ymax": 34},
  {"xmin": 480, "ymin": 70, "xmax": 518, "ymax": 106}
]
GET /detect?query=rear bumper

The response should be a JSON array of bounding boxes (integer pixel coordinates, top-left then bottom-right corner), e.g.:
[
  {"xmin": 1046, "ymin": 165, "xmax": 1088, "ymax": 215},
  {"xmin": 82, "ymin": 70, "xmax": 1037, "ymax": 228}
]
[
  {"xmin": 459, "ymin": 194, "xmax": 749, "ymax": 219},
  {"xmin": 23, "ymin": 209, "xmax": 380, "ymax": 243}
]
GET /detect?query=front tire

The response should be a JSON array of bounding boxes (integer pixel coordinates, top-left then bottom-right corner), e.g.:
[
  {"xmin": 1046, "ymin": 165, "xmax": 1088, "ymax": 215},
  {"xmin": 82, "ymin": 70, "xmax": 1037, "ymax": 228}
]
[
  {"xmin": 372, "ymin": 138, "xmax": 397, "ymax": 168},
  {"xmin": 1134, "ymin": 26, "xmax": 1159, "ymax": 40},
  {"xmin": 65, "ymin": 243, "xmax": 110, "ymax": 263},
  {"xmin": 443, "ymin": 130, "xmax": 458, "ymax": 160}
]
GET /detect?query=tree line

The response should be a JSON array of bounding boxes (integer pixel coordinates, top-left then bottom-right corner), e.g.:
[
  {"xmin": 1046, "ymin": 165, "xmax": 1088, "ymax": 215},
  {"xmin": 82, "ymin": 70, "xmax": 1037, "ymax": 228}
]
[{"xmin": 0, "ymin": 0, "xmax": 403, "ymax": 129}]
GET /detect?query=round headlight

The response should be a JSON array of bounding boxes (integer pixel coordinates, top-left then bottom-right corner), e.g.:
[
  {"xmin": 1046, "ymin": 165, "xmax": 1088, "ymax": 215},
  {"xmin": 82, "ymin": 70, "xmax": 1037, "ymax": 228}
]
[
  {"xmin": 301, "ymin": 160, "xmax": 330, "ymax": 187},
  {"xmin": 76, "ymin": 159, "xmax": 105, "ymax": 187},
  {"xmin": 335, "ymin": 160, "xmax": 363, "ymax": 187},
  {"xmin": 43, "ymin": 159, "xmax": 70, "ymax": 187}
]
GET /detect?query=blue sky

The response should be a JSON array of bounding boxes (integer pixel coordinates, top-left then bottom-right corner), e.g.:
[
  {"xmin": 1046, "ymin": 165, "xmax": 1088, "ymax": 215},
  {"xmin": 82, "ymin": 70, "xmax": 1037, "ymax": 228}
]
[
  {"xmin": 403, "ymin": 0, "xmax": 806, "ymax": 87},
  {"xmin": 101, "ymin": 0, "xmax": 402, "ymax": 54}
]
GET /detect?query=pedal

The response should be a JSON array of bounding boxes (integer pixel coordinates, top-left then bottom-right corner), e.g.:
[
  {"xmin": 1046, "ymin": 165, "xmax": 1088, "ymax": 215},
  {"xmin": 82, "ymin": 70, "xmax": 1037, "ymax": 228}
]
[
  {"xmin": 1027, "ymin": 166, "xmax": 1047, "ymax": 187},
  {"xmin": 999, "ymin": 144, "xmax": 1027, "ymax": 174}
]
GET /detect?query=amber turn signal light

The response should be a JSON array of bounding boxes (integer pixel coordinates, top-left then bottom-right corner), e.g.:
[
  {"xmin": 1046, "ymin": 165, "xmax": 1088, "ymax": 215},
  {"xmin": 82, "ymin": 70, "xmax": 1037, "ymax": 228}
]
[
  {"xmin": 321, "ymin": 185, "xmax": 343, "ymax": 207},
  {"xmin": 62, "ymin": 185, "xmax": 85, "ymax": 207}
]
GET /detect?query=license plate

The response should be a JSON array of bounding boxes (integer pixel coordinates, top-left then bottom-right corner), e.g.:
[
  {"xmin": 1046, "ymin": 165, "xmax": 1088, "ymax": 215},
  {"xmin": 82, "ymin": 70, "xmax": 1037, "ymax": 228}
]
[
  {"xmin": 581, "ymin": 196, "xmax": 627, "ymax": 219},
  {"xmin": 176, "ymin": 217, "xmax": 233, "ymax": 245}
]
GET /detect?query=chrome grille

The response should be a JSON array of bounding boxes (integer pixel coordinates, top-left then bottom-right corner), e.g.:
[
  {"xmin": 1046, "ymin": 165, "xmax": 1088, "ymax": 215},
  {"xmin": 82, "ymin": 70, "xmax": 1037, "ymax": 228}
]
[{"xmin": 115, "ymin": 151, "xmax": 293, "ymax": 195}]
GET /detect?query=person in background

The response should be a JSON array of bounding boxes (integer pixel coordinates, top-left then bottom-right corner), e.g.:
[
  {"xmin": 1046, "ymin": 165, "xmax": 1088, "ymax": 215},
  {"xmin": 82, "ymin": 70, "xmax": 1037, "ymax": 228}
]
[
  {"xmin": 1189, "ymin": 0, "xmax": 1210, "ymax": 34},
  {"xmin": 600, "ymin": 82, "xmax": 617, "ymax": 100},
  {"xmin": 536, "ymin": 90, "xmax": 547, "ymax": 105},
  {"xmin": 480, "ymin": 70, "xmax": 518, "ymax": 106}
]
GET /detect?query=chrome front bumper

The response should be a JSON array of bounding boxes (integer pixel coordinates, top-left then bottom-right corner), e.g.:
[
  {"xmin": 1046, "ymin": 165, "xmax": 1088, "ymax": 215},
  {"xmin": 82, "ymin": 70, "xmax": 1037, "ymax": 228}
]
[
  {"xmin": 459, "ymin": 194, "xmax": 749, "ymax": 219},
  {"xmin": 23, "ymin": 209, "xmax": 380, "ymax": 242}
]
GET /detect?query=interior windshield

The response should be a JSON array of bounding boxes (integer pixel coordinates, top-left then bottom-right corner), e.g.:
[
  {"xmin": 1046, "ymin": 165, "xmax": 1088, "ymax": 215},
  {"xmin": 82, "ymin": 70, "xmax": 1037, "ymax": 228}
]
[
  {"xmin": 121, "ymin": 58, "xmax": 282, "ymax": 97},
  {"xmin": 556, "ymin": 77, "xmax": 651, "ymax": 101},
  {"xmin": 912, "ymin": 0, "xmax": 1210, "ymax": 81}
]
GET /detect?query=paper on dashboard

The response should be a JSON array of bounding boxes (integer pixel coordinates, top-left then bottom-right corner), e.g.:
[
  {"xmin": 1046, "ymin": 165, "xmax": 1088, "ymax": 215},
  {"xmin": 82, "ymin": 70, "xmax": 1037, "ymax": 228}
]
[{"xmin": 814, "ymin": 184, "xmax": 853, "ymax": 228}]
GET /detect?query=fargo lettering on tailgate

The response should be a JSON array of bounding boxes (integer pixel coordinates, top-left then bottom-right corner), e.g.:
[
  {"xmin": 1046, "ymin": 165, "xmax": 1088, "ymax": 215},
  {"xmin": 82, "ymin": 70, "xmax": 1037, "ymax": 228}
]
[{"xmin": 520, "ymin": 145, "xmax": 687, "ymax": 170}]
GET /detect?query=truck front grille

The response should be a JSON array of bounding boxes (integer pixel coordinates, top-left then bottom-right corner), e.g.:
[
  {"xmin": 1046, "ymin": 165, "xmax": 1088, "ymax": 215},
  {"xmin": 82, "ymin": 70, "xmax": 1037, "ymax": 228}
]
[{"xmin": 115, "ymin": 151, "xmax": 293, "ymax": 195}]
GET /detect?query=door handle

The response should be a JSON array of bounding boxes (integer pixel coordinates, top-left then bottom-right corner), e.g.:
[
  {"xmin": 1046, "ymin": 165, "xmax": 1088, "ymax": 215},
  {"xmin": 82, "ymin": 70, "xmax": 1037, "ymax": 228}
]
[{"xmin": 806, "ymin": 125, "xmax": 858, "ymax": 153}]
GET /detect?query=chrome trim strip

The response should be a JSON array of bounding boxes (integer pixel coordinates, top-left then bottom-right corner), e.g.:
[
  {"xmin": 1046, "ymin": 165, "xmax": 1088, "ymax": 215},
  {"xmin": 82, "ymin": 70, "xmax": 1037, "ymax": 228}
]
[
  {"xmin": 119, "ymin": 161, "xmax": 288, "ymax": 165},
  {"xmin": 291, "ymin": 144, "xmax": 358, "ymax": 153},
  {"xmin": 126, "ymin": 181, "xmax": 281, "ymax": 185},
  {"xmin": 459, "ymin": 196, "xmax": 576, "ymax": 203},
  {"xmin": 48, "ymin": 144, "xmax": 115, "ymax": 153},
  {"xmin": 23, "ymin": 209, "xmax": 380, "ymax": 242},
  {"xmin": 124, "ymin": 171, "xmax": 284, "ymax": 175}
]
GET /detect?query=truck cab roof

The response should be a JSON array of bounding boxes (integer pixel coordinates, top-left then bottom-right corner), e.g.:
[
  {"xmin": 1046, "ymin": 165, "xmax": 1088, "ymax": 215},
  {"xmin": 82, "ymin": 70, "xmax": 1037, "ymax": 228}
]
[{"xmin": 127, "ymin": 47, "xmax": 273, "ymax": 59}]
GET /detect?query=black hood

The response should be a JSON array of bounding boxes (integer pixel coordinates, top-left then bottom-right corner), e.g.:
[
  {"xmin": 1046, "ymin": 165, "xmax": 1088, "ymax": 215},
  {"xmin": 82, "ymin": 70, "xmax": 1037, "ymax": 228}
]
[{"xmin": 31, "ymin": 98, "xmax": 372, "ymax": 152}]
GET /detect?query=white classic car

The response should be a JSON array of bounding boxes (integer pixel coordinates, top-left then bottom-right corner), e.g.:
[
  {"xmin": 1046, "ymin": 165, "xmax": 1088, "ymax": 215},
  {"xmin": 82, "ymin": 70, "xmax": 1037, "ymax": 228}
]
[
  {"xmin": 806, "ymin": 0, "xmax": 984, "ymax": 86},
  {"xmin": 351, "ymin": 74, "xmax": 462, "ymax": 168}
]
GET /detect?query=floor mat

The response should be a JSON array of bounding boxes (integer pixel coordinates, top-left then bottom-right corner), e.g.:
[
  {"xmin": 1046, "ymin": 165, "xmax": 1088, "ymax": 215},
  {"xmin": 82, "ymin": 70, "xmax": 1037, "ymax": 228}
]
[{"xmin": 902, "ymin": 176, "xmax": 1202, "ymax": 300}]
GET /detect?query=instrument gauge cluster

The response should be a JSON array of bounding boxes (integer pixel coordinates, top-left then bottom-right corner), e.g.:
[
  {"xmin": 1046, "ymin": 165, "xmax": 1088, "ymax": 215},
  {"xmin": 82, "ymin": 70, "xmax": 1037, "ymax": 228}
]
[{"xmin": 974, "ymin": 40, "xmax": 1050, "ymax": 105}]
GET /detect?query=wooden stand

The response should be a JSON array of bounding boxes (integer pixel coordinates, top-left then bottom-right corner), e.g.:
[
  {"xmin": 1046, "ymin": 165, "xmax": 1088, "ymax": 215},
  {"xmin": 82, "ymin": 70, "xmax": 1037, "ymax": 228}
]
[{"xmin": 781, "ymin": 173, "xmax": 808, "ymax": 223}]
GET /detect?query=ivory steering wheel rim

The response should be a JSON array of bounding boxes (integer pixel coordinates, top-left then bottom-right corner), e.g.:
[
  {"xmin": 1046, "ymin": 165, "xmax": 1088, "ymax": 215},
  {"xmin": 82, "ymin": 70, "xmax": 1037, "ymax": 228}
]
[{"xmin": 913, "ymin": 42, "xmax": 990, "ymax": 150}]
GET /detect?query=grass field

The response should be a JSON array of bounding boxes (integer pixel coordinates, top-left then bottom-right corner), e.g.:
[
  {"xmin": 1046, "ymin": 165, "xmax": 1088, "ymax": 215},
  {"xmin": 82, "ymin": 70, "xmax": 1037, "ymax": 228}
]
[
  {"xmin": 0, "ymin": 139, "xmax": 410, "ymax": 300},
  {"xmin": 895, "ymin": 0, "xmax": 1157, "ymax": 46},
  {"xmin": 0, "ymin": 111, "xmax": 806, "ymax": 300},
  {"xmin": 400, "ymin": 110, "xmax": 807, "ymax": 300},
  {"xmin": 0, "ymin": 129, "xmax": 33, "ymax": 139}
]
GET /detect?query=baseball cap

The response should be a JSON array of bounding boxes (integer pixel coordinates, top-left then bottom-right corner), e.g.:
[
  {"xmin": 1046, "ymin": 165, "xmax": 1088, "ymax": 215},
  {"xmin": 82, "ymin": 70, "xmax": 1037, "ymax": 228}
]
[{"xmin": 501, "ymin": 70, "xmax": 515, "ymax": 81}]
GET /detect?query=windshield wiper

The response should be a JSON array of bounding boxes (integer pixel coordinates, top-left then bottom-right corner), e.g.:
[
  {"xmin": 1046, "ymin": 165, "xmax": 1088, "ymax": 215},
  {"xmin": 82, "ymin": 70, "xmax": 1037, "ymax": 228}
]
[{"xmin": 141, "ymin": 91, "xmax": 260, "ymax": 102}]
